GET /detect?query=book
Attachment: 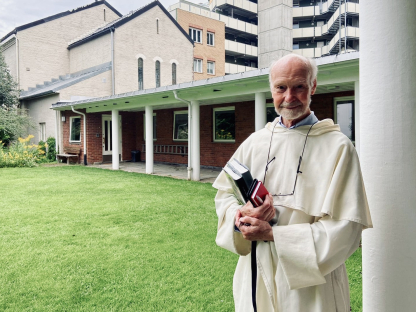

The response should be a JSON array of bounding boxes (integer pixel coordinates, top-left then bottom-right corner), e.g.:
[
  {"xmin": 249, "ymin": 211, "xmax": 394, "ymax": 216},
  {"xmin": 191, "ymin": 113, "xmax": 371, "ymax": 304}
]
[
  {"xmin": 223, "ymin": 158, "xmax": 255, "ymax": 204},
  {"xmin": 249, "ymin": 181, "xmax": 269, "ymax": 207}
]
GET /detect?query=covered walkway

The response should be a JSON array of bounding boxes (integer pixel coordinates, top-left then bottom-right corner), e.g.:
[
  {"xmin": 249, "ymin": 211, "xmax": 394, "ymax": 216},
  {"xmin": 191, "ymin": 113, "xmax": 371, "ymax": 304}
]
[{"xmin": 92, "ymin": 161, "xmax": 221, "ymax": 184}]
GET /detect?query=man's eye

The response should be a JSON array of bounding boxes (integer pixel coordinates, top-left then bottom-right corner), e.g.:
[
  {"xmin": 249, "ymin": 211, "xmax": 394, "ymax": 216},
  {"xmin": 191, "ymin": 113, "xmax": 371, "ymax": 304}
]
[
  {"xmin": 275, "ymin": 86, "xmax": 286, "ymax": 91},
  {"xmin": 297, "ymin": 85, "xmax": 305, "ymax": 89}
]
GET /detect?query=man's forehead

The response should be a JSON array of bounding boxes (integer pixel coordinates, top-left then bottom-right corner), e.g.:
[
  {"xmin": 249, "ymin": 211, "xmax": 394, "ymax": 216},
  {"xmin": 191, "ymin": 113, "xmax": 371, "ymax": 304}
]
[{"xmin": 271, "ymin": 59, "xmax": 310, "ymax": 84}]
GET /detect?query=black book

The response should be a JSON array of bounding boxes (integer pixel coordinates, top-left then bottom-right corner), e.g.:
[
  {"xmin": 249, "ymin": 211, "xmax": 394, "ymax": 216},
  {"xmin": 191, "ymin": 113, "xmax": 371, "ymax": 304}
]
[{"xmin": 223, "ymin": 158, "xmax": 255, "ymax": 204}]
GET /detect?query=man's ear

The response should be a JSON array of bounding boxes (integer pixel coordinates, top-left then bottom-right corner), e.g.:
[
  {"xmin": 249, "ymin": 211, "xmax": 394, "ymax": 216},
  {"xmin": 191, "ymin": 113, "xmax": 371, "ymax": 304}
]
[{"xmin": 310, "ymin": 79, "xmax": 317, "ymax": 95}]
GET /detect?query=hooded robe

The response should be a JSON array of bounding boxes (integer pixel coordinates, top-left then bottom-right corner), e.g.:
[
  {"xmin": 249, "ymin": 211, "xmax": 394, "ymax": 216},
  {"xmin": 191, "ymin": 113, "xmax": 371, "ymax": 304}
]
[{"xmin": 213, "ymin": 119, "xmax": 372, "ymax": 312}]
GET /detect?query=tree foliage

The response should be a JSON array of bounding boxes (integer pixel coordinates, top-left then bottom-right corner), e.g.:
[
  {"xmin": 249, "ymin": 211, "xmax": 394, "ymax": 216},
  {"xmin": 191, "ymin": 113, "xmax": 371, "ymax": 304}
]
[{"xmin": 0, "ymin": 50, "xmax": 35, "ymax": 145}]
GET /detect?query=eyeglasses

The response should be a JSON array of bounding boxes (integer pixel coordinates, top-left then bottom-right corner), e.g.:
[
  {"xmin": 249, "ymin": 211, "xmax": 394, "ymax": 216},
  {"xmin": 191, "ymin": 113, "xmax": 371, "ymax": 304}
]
[{"xmin": 263, "ymin": 121, "xmax": 317, "ymax": 197}]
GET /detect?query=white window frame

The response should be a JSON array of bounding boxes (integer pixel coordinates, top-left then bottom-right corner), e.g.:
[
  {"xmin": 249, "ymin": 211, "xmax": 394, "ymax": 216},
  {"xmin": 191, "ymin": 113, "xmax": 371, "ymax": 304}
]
[
  {"xmin": 143, "ymin": 113, "xmax": 157, "ymax": 141},
  {"xmin": 207, "ymin": 61, "xmax": 215, "ymax": 75},
  {"xmin": 207, "ymin": 32, "xmax": 215, "ymax": 46},
  {"xmin": 39, "ymin": 122, "xmax": 46, "ymax": 141},
  {"xmin": 193, "ymin": 58, "xmax": 203, "ymax": 73},
  {"xmin": 213, "ymin": 106, "xmax": 235, "ymax": 143},
  {"xmin": 189, "ymin": 27, "xmax": 202, "ymax": 44},
  {"xmin": 173, "ymin": 110, "xmax": 189, "ymax": 141},
  {"xmin": 333, "ymin": 96, "xmax": 355, "ymax": 142},
  {"xmin": 69, "ymin": 116, "xmax": 81, "ymax": 143}
]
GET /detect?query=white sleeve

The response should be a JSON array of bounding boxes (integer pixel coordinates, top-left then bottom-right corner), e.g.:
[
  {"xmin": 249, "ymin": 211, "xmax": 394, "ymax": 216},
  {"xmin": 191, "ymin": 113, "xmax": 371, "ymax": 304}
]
[
  {"xmin": 214, "ymin": 189, "xmax": 251, "ymax": 256},
  {"xmin": 272, "ymin": 217, "xmax": 362, "ymax": 290}
]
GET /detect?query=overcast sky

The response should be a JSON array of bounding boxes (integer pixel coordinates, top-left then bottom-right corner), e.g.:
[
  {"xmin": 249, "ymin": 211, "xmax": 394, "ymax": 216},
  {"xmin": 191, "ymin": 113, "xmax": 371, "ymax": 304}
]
[{"xmin": 0, "ymin": 0, "xmax": 203, "ymax": 39}]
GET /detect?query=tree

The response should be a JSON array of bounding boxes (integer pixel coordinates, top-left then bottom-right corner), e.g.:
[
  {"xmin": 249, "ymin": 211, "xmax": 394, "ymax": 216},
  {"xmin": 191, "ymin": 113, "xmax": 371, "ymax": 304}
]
[
  {"xmin": 0, "ymin": 50, "xmax": 34, "ymax": 145},
  {"xmin": 0, "ymin": 50, "xmax": 20, "ymax": 109}
]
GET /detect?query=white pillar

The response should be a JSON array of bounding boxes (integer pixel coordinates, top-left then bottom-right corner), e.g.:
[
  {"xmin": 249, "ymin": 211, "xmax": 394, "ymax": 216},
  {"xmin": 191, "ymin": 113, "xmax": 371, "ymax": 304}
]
[
  {"xmin": 145, "ymin": 106, "xmax": 154, "ymax": 174},
  {"xmin": 361, "ymin": 1, "xmax": 416, "ymax": 311},
  {"xmin": 111, "ymin": 109, "xmax": 119, "ymax": 170},
  {"xmin": 191, "ymin": 100, "xmax": 200, "ymax": 181},
  {"xmin": 354, "ymin": 80, "xmax": 360, "ymax": 155},
  {"xmin": 255, "ymin": 92, "xmax": 267, "ymax": 131}
]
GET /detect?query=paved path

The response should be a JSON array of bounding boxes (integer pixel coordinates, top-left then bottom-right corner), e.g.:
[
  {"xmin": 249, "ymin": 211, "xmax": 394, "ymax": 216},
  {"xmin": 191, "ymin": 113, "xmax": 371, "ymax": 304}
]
[{"xmin": 92, "ymin": 162, "xmax": 221, "ymax": 184}]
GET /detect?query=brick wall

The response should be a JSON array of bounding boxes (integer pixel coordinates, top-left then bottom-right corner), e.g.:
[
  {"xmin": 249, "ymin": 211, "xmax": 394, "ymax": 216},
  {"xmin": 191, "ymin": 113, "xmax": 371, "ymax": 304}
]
[{"xmin": 61, "ymin": 90, "xmax": 355, "ymax": 166}]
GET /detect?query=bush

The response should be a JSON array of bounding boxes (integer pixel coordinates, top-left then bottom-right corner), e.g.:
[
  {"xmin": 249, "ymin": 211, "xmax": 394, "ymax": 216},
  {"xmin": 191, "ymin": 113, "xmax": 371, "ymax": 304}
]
[
  {"xmin": 0, "ymin": 135, "xmax": 46, "ymax": 168},
  {"xmin": 46, "ymin": 136, "xmax": 56, "ymax": 161}
]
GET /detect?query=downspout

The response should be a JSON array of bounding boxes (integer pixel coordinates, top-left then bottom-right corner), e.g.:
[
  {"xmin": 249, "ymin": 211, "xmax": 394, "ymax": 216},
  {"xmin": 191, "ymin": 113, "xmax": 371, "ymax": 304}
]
[
  {"xmin": 16, "ymin": 36, "xmax": 20, "ymax": 89},
  {"xmin": 173, "ymin": 91, "xmax": 192, "ymax": 180},
  {"xmin": 71, "ymin": 106, "xmax": 87, "ymax": 165},
  {"xmin": 111, "ymin": 27, "xmax": 115, "ymax": 95}
]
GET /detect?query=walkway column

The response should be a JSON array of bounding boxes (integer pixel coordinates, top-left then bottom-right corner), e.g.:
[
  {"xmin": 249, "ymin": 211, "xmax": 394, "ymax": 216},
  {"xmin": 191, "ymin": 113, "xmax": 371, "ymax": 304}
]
[
  {"xmin": 145, "ymin": 106, "xmax": 154, "ymax": 174},
  {"xmin": 361, "ymin": 1, "xmax": 416, "ymax": 311},
  {"xmin": 255, "ymin": 92, "xmax": 267, "ymax": 131},
  {"xmin": 111, "ymin": 109, "xmax": 119, "ymax": 170},
  {"xmin": 191, "ymin": 100, "xmax": 200, "ymax": 181}
]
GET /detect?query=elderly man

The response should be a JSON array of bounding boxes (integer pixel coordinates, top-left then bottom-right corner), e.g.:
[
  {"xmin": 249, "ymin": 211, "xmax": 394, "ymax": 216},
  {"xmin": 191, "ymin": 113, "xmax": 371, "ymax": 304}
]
[{"xmin": 213, "ymin": 54, "xmax": 372, "ymax": 312}]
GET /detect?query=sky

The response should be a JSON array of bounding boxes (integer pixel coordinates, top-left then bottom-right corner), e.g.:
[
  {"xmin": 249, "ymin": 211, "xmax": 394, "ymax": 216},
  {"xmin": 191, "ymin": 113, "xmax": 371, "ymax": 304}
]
[{"xmin": 0, "ymin": 0, "xmax": 204, "ymax": 39}]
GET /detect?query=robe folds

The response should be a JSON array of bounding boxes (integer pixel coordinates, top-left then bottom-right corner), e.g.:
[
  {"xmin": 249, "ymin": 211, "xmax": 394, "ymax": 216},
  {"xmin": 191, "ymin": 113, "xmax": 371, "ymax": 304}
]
[{"xmin": 213, "ymin": 119, "xmax": 372, "ymax": 312}]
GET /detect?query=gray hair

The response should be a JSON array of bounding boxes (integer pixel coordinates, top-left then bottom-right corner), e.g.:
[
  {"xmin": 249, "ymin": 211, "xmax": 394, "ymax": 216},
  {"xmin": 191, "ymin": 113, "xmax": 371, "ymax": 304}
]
[{"xmin": 269, "ymin": 54, "xmax": 318, "ymax": 89}]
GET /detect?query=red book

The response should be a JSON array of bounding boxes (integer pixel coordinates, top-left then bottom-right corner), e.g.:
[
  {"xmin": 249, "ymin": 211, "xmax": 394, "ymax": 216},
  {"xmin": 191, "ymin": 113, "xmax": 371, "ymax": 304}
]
[{"xmin": 250, "ymin": 181, "xmax": 268, "ymax": 207}]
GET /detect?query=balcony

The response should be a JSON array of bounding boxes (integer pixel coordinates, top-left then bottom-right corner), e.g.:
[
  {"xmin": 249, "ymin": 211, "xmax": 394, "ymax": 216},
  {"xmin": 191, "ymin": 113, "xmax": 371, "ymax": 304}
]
[
  {"xmin": 225, "ymin": 40, "xmax": 258, "ymax": 57},
  {"xmin": 293, "ymin": 3, "xmax": 360, "ymax": 39},
  {"xmin": 210, "ymin": 0, "xmax": 257, "ymax": 15},
  {"xmin": 225, "ymin": 62, "xmax": 257, "ymax": 74},
  {"xmin": 293, "ymin": 0, "xmax": 359, "ymax": 18},
  {"xmin": 169, "ymin": 2, "xmax": 257, "ymax": 35},
  {"xmin": 293, "ymin": 26, "xmax": 359, "ymax": 58}
]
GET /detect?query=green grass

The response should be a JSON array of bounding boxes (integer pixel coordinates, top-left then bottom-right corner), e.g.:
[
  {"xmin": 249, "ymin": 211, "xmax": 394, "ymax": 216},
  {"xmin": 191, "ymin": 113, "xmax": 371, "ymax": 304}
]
[{"xmin": 0, "ymin": 166, "xmax": 362, "ymax": 311}]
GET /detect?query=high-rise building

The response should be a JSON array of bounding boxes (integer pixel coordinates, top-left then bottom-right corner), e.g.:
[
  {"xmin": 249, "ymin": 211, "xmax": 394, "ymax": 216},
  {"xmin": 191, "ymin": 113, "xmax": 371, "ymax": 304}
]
[{"xmin": 170, "ymin": 0, "xmax": 360, "ymax": 71}]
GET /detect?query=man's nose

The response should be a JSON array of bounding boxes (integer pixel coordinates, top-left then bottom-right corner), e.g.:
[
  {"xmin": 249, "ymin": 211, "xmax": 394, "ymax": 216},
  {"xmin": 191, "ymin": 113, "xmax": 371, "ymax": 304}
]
[{"xmin": 284, "ymin": 88, "xmax": 297, "ymax": 103}]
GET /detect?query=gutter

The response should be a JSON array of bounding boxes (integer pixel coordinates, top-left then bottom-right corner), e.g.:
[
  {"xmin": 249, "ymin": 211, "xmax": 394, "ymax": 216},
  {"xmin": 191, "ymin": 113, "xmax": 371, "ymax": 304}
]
[
  {"xmin": 71, "ymin": 106, "xmax": 87, "ymax": 165},
  {"xmin": 173, "ymin": 91, "xmax": 192, "ymax": 180}
]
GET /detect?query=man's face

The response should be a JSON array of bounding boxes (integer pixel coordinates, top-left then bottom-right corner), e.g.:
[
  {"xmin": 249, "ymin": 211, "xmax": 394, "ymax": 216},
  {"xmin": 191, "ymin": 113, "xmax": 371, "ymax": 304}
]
[{"xmin": 270, "ymin": 58, "xmax": 317, "ymax": 122}]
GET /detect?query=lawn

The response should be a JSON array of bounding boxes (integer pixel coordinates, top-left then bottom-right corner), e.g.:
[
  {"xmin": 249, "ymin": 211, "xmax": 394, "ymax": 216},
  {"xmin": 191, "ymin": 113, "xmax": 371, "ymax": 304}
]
[{"xmin": 0, "ymin": 166, "xmax": 362, "ymax": 311}]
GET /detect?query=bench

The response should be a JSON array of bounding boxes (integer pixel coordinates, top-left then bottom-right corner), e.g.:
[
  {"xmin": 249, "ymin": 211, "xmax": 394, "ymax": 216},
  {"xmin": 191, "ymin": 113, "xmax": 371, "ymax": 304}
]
[
  {"xmin": 56, "ymin": 146, "xmax": 81, "ymax": 164},
  {"xmin": 141, "ymin": 144, "xmax": 188, "ymax": 156}
]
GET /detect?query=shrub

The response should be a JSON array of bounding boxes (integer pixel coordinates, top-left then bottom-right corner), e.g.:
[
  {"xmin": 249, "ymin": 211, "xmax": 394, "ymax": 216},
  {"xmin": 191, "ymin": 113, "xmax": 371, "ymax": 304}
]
[
  {"xmin": 0, "ymin": 135, "xmax": 46, "ymax": 168},
  {"xmin": 46, "ymin": 136, "xmax": 56, "ymax": 161}
]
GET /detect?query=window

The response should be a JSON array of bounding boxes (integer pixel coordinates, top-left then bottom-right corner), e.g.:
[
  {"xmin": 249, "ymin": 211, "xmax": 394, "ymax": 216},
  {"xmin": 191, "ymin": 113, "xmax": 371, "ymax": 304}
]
[
  {"xmin": 143, "ymin": 113, "xmax": 157, "ymax": 140},
  {"xmin": 70, "ymin": 116, "xmax": 81, "ymax": 142},
  {"xmin": 156, "ymin": 19, "xmax": 159, "ymax": 34},
  {"xmin": 207, "ymin": 32, "xmax": 215, "ymax": 46},
  {"xmin": 293, "ymin": 0, "xmax": 300, "ymax": 7},
  {"xmin": 266, "ymin": 104, "xmax": 279, "ymax": 123},
  {"xmin": 213, "ymin": 107, "xmax": 235, "ymax": 142},
  {"xmin": 207, "ymin": 61, "xmax": 215, "ymax": 75},
  {"xmin": 189, "ymin": 27, "xmax": 202, "ymax": 43},
  {"xmin": 138, "ymin": 58, "xmax": 144, "ymax": 90},
  {"xmin": 39, "ymin": 123, "xmax": 46, "ymax": 141},
  {"xmin": 293, "ymin": 21, "xmax": 299, "ymax": 29},
  {"xmin": 293, "ymin": 42, "xmax": 300, "ymax": 50},
  {"xmin": 173, "ymin": 111, "xmax": 188, "ymax": 141},
  {"xmin": 172, "ymin": 63, "xmax": 177, "ymax": 85},
  {"xmin": 334, "ymin": 97, "xmax": 355, "ymax": 141},
  {"xmin": 155, "ymin": 60, "xmax": 160, "ymax": 88},
  {"xmin": 193, "ymin": 59, "xmax": 202, "ymax": 73}
]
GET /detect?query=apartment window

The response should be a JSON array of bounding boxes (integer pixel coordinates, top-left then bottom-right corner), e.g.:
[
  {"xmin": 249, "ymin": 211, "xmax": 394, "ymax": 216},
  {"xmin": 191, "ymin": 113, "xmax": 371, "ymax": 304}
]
[
  {"xmin": 213, "ymin": 107, "xmax": 235, "ymax": 142},
  {"xmin": 334, "ymin": 97, "xmax": 355, "ymax": 141},
  {"xmin": 69, "ymin": 116, "xmax": 81, "ymax": 142},
  {"xmin": 293, "ymin": 43, "xmax": 300, "ymax": 50},
  {"xmin": 293, "ymin": 0, "xmax": 300, "ymax": 7},
  {"xmin": 172, "ymin": 63, "xmax": 177, "ymax": 85},
  {"xmin": 39, "ymin": 123, "xmax": 46, "ymax": 141},
  {"xmin": 266, "ymin": 104, "xmax": 279, "ymax": 123},
  {"xmin": 138, "ymin": 58, "xmax": 144, "ymax": 90},
  {"xmin": 293, "ymin": 21, "xmax": 299, "ymax": 29},
  {"xmin": 155, "ymin": 60, "xmax": 160, "ymax": 88},
  {"xmin": 193, "ymin": 58, "xmax": 202, "ymax": 73},
  {"xmin": 143, "ymin": 113, "xmax": 157, "ymax": 140},
  {"xmin": 207, "ymin": 61, "xmax": 215, "ymax": 75},
  {"xmin": 189, "ymin": 27, "xmax": 202, "ymax": 43},
  {"xmin": 207, "ymin": 32, "xmax": 215, "ymax": 46},
  {"xmin": 173, "ymin": 110, "xmax": 188, "ymax": 141}
]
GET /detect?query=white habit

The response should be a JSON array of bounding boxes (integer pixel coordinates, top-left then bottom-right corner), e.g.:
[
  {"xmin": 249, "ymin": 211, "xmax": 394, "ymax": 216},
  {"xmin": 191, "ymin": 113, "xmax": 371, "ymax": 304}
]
[{"xmin": 213, "ymin": 119, "xmax": 372, "ymax": 312}]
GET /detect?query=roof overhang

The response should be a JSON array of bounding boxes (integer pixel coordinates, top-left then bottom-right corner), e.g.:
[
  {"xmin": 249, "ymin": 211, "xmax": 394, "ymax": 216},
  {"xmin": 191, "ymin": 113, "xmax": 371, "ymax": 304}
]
[{"xmin": 52, "ymin": 52, "xmax": 359, "ymax": 113}]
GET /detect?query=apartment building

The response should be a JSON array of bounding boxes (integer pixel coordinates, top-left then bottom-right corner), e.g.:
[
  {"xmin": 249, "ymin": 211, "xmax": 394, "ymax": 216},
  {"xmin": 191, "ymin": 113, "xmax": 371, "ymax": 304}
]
[{"xmin": 170, "ymin": 0, "xmax": 360, "ymax": 71}]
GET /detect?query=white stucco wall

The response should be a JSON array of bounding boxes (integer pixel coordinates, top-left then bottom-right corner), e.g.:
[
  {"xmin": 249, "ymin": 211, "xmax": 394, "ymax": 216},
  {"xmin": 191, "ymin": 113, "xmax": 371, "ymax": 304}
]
[
  {"xmin": 21, "ymin": 94, "xmax": 60, "ymax": 143},
  {"xmin": 69, "ymin": 33, "xmax": 112, "ymax": 73},
  {"xmin": 15, "ymin": 4, "xmax": 119, "ymax": 91},
  {"xmin": 114, "ymin": 5, "xmax": 194, "ymax": 93},
  {"xmin": 59, "ymin": 71, "xmax": 112, "ymax": 101}
]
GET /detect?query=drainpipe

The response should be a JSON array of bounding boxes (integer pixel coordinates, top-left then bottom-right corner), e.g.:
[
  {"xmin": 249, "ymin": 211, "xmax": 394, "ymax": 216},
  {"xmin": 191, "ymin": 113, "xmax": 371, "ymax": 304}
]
[
  {"xmin": 111, "ymin": 27, "xmax": 115, "ymax": 95},
  {"xmin": 71, "ymin": 106, "xmax": 87, "ymax": 165},
  {"xmin": 16, "ymin": 36, "xmax": 20, "ymax": 89},
  {"xmin": 173, "ymin": 91, "xmax": 192, "ymax": 180}
]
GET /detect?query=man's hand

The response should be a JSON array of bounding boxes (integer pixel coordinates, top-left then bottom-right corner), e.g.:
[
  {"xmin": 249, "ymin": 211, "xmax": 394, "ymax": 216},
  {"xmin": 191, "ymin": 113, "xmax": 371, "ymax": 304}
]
[
  {"xmin": 239, "ymin": 194, "xmax": 275, "ymax": 222},
  {"xmin": 238, "ymin": 217, "xmax": 274, "ymax": 241}
]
